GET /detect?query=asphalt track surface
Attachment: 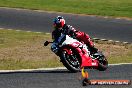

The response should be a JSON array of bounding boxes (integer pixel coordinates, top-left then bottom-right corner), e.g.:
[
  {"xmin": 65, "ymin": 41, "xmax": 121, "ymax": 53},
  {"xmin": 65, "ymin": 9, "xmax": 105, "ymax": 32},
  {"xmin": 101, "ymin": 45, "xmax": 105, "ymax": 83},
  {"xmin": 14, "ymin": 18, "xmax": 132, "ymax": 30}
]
[
  {"xmin": 0, "ymin": 8, "xmax": 132, "ymax": 43},
  {"xmin": 0, "ymin": 64, "xmax": 132, "ymax": 88}
]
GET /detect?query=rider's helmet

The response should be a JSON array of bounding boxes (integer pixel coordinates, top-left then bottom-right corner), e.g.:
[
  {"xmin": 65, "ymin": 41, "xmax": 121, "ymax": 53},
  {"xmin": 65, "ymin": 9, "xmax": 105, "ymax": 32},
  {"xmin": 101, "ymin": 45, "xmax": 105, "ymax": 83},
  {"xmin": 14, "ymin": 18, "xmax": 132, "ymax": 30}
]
[{"xmin": 53, "ymin": 16, "xmax": 65, "ymax": 29}]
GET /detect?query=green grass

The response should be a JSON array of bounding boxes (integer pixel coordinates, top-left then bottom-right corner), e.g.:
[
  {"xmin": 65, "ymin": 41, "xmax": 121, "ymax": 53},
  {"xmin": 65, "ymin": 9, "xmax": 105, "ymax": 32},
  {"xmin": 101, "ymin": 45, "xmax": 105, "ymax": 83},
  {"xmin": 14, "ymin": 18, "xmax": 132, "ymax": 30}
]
[
  {"xmin": 0, "ymin": 29, "xmax": 63, "ymax": 70},
  {"xmin": 95, "ymin": 42, "xmax": 132, "ymax": 64},
  {"xmin": 0, "ymin": 29, "xmax": 132, "ymax": 70},
  {"xmin": 0, "ymin": 0, "xmax": 132, "ymax": 18}
]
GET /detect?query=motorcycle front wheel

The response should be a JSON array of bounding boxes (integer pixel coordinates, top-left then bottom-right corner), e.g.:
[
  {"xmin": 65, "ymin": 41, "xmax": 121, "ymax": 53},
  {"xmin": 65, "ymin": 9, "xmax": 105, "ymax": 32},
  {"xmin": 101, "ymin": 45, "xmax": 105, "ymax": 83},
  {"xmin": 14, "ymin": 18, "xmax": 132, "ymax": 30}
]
[{"xmin": 60, "ymin": 48, "xmax": 81, "ymax": 73}]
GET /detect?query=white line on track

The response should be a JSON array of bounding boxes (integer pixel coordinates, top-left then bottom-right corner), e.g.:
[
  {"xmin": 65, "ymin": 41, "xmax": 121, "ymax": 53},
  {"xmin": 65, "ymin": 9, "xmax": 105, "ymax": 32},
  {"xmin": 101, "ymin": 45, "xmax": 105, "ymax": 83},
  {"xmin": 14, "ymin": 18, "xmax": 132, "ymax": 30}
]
[
  {"xmin": 0, "ymin": 63, "xmax": 132, "ymax": 73},
  {"xmin": 0, "ymin": 28, "xmax": 4, "ymax": 30},
  {"xmin": 36, "ymin": 32, "xmax": 42, "ymax": 33},
  {"xmin": 16, "ymin": 30, "xmax": 21, "ymax": 31},
  {"xmin": 0, "ymin": 67, "xmax": 66, "ymax": 73},
  {"xmin": 109, "ymin": 63, "xmax": 132, "ymax": 66}
]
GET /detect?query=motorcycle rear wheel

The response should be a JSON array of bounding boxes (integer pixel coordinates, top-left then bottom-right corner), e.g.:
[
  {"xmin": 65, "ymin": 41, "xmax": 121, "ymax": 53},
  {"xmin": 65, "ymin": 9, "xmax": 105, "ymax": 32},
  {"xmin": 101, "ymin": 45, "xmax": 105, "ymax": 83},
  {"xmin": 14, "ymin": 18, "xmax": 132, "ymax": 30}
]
[{"xmin": 97, "ymin": 55, "xmax": 108, "ymax": 71}]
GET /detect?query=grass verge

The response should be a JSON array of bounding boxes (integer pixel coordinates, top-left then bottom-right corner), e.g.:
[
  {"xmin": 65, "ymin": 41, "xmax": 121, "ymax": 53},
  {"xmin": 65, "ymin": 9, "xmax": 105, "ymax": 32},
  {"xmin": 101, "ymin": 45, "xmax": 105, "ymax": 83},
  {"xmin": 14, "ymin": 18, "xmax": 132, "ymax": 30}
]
[
  {"xmin": 0, "ymin": 29, "xmax": 63, "ymax": 70},
  {"xmin": 0, "ymin": 29, "xmax": 132, "ymax": 70},
  {"xmin": 0, "ymin": 0, "xmax": 132, "ymax": 18}
]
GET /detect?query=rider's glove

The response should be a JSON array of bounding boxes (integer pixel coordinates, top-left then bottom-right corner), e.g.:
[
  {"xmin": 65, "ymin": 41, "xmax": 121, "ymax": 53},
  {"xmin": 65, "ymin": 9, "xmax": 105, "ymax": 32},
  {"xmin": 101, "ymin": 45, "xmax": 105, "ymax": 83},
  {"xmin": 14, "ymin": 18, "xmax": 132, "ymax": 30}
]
[{"xmin": 51, "ymin": 42, "xmax": 59, "ymax": 54}]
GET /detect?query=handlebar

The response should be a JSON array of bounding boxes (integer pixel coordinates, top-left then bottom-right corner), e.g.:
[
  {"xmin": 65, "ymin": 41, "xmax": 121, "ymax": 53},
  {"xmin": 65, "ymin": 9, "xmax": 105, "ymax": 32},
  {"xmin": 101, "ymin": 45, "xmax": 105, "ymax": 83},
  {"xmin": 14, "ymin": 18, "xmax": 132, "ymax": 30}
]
[{"xmin": 44, "ymin": 41, "xmax": 53, "ymax": 46}]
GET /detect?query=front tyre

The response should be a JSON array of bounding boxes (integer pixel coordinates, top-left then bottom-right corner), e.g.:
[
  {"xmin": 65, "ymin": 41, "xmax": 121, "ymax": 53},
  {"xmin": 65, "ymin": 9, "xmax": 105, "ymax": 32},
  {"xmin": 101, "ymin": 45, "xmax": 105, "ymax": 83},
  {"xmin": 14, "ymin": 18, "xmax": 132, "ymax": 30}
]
[{"xmin": 60, "ymin": 49, "xmax": 81, "ymax": 73}]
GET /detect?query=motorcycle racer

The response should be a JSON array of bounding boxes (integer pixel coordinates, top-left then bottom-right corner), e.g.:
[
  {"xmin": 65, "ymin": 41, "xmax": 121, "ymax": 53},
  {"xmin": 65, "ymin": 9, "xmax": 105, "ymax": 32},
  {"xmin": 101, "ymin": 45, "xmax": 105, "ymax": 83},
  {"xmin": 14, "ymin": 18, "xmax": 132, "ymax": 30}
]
[{"xmin": 52, "ymin": 16, "xmax": 98, "ymax": 54}]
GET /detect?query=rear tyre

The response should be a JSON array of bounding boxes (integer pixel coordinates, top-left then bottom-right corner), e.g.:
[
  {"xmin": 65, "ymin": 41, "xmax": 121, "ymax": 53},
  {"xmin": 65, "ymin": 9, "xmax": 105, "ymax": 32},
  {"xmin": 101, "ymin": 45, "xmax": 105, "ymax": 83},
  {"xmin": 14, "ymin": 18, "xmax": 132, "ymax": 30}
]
[{"xmin": 97, "ymin": 55, "xmax": 108, "ymax": 71}]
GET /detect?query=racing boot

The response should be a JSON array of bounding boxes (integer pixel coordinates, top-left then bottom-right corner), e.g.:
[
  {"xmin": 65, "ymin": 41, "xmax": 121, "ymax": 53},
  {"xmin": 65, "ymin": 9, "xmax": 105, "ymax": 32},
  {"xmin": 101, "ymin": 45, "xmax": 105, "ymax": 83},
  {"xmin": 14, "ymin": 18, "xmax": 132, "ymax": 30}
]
[
  {"xmin": 86, "ymin": 44, "xmax": 98, "ymax": 55},
  {"xmin": 90, "ymin": 46, "xmax": 98, "ymax": 54}
]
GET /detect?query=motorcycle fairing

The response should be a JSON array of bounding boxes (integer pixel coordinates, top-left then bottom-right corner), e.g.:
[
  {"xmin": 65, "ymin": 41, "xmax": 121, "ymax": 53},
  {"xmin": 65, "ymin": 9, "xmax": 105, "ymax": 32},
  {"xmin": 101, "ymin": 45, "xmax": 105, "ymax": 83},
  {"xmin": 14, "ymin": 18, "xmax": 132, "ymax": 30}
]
[
  {"xmin": 60, "ymin": 35, "xmax": 98, "ymax": 68},
  {"xmin": 52, "ymin": 34, "xmax": 98, "ymax": 68},
  {"xmin": 81, "ymin": 54, "xmax": 98, "ymax": 68}
]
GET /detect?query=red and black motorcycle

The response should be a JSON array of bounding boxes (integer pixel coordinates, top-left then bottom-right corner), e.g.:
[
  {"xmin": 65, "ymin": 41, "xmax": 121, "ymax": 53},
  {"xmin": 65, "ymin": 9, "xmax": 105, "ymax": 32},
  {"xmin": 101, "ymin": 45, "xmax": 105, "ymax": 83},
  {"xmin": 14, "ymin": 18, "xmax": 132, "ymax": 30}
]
[{"xmin": 44, "ymin": 34, "xmax": 108, "ymax": 72}]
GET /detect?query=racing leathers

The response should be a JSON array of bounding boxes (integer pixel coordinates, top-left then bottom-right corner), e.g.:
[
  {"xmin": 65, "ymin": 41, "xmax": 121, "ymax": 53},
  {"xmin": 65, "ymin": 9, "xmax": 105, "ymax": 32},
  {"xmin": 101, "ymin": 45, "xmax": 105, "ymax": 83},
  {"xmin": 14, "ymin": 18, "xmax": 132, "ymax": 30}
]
[{"xmin": 52, "ymin": 24, "xmax": 98, "ymax": 54}]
